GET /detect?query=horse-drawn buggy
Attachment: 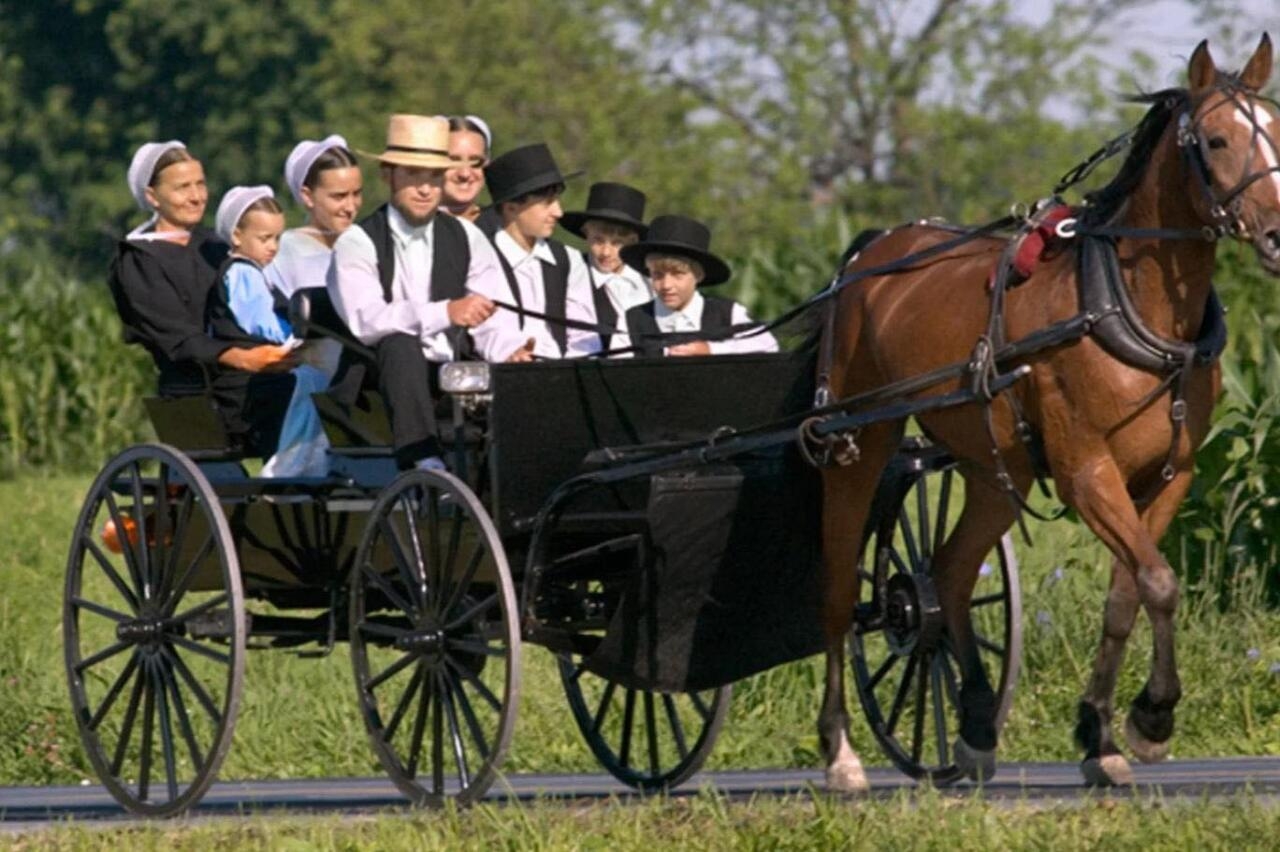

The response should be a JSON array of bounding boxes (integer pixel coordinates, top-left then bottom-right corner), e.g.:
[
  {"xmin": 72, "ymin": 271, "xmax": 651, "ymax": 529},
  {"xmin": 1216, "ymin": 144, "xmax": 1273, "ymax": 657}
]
[
  {"xmin": 63, "ymin": 286, "xmax": 1022, "ymax": 816},
  {"xmin": 65, "ymin": 33, "xmax": 1280, "ymax": 817}
]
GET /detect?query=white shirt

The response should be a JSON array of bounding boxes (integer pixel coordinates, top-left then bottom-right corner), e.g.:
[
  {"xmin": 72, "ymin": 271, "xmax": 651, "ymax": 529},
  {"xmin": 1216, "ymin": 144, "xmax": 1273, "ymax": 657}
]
[
  {"xmin": 266, "ymin": 228, "xmax": 334, "ymax": 298},
  {"xmin": 586, "ymin": 260, "xmax": 651, "ymax": 353},
  {"xmin": 653, "ymin": 291, "xmax": 779, "ymax": 355},
  {"xmin": 469, "ymin": 231, "xmax": 602, "ymax": 360},
  {"xmin": 327, "ymin": 207, "xmax": 506, "ymax": 362}
]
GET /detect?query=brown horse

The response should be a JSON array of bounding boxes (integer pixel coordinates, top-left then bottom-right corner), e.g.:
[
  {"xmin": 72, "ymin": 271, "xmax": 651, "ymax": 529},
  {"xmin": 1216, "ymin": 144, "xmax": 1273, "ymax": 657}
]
[{"xmin": 818, "ymin": 35, "xmax": 1280, "ymax": 791}]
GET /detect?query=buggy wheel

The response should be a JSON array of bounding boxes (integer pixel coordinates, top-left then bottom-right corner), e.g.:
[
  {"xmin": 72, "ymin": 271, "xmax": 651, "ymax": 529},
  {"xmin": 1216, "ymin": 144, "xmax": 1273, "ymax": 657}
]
[
  {"xmin": 850, "ymin": 459, "xmax": 1022, "ymax": 784},
  {"xmin": 64, "ymin": 443, "xmax": 244, "ymax": 817},
  {"xmin": 557, "ymin": 654, "xmax": 730, "ymax": 792},
  {"xmin": 350, "ymin": 470, "xmax": 519, "ymax": 807}
]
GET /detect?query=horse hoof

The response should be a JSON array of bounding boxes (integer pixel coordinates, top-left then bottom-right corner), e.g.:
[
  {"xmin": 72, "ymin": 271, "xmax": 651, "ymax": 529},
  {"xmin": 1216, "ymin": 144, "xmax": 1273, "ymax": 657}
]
[
  {"xmin": 1080, "ymin": 753, "xmax": 1134, "ymax": 787},
  {"xmin": 825, "ymin": 759, "xmax": 870, "ymax": 795},
  {"xmin": 954, "ymin": 738, "xmax": 997, "ymax": 782},
  {"xmin": 1124, "ymin": 715, "xmax": 1171, "ymax": 763}
]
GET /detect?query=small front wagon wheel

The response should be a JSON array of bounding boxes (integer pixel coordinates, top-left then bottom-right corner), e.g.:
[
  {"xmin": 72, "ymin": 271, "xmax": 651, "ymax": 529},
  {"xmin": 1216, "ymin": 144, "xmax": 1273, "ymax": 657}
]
[
  {"xmin": 350, "ymin": 470, "xmax": 520, "ymax": 807},
  {"xmin": 64, "ymin": 443, "xmax": 244, "ymax": 817},
  {"xmin": 557, "ymin": 656, "xmax": 730, "ymax": 792}
]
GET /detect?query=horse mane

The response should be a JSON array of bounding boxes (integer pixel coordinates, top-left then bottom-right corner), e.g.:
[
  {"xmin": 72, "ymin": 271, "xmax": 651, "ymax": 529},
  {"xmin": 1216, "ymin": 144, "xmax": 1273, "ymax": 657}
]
[{"xmin": 1080, "ymin": 87, "xmax": 1191, "ymax": 226}]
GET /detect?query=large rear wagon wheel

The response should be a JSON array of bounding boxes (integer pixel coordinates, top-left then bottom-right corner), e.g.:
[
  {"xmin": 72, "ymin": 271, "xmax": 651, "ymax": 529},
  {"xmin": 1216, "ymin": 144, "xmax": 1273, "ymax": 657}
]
[
  {"xmin": 350, "ymin": 469, "xmax": 519, "ymax": 807},
  {"xmin": 557, "ymin": 653, "xmax": 730, "ymax": 792},
  {"xmin": 64, "ymin": 443, "xmax": 244, "ymax": 817},
  {"xmin": 851, "ymin": 458, "xmax": 1022, "ymax": 785}
]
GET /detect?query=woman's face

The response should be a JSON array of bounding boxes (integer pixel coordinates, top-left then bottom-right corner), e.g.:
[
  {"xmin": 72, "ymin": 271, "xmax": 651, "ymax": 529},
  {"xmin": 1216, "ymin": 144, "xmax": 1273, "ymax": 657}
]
[
  {"xmin": 145, "ymin": 160, "xmax": 208, "ymax": 231},
  {"xmin": 302, "ymin": 166, "xmax": 363, "ymax": 234},
  {"xmin": 443, "ymin": 130, "xmax": 487, "ymax": 209}
]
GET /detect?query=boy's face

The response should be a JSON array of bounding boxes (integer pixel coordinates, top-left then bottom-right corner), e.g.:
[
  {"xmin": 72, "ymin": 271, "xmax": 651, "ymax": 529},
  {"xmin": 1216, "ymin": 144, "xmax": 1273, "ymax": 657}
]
[
  {"xmin": 302, "ymin": 166, "xmax": 363, "ymax": 235},
  {"xmin": 233, "ymin": 209, "xmax": 286, "ymax": 266},
  {"xmin": 507, "ymin": 189, "xmax": 564, "ymax": 243},
  {"xmin": 582, "ymin": 221, "xmax": 638, "ymax": 274},
  {"xmin": 647, "ymin": 259, "xmax": 700, "ymax": 312},
  {"xmin": 145, "ymin": 160, "xmax": 208, "ymax": 231},
  {"xmin": 385, "ymin": 164, "xmax": 446, "ymax": 226},
  {"xmin": 444, "ymin": 130, "xmax": 487, "ymax": 209}
]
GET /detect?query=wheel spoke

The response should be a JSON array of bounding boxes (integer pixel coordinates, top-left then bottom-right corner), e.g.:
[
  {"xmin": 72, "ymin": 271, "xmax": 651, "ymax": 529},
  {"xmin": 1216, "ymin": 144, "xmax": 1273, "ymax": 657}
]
[
  {"xmin": 149, "ymin": 657, "xmax": 180, "ymax": 803},
  {"xmin": 398, "ymin": 494, "xmax": 430, "ymax": 606},
  {"xmin": 441, "ymin": 546, "xmax": 486, "ymax": 623},
  {"xmin": 915, "ymin": 474, "xmax": 931, "ymax": 559},
  {"xmin": 378, "ymin": 514, "xmax": 423, "ymax": 614},
  {"xmin": 940, "ymin": 648, "xmax": 963, "ymax": 711},
  {"xmin": 360, "ymin": 563, "xmax": 417, "ymax": 617},
  {"xmin": 887, "ymin": 547, "xmax": 910, "ymax": 576},
  {"xmin": 405, "ymin": 667, "xmax": 432, "ymax": 779},
  {"xmin": 911, "ymin": 652, "xmax": 928, "ymax": 765},
  {"xmin": 444, "ymin": 592, "xmax": 498, "ymax": 632},
  {"xmin": 71, "ymin": 596, "xmax": 131, "ymax": 623},
  {"xmin": 975, "ymin": 633, "xmax": 1005, "ymax": 657},
  {"xmin": 866, "ymin": 653, "xmax": 899, "ymax": 691},
  {"xmin": 445, "ymin": 665, "xmax": 491, "ymax": 759},
  {"xmin": 110, "ymin": 664, "xmax": 147, "ymax": 776},
  {"xmin": 161, "ymin": 489, "xmax": 196, "ymax": 603},
  {"xmin": 75, "ymin": 640, "xmax": 132, "ymax": 675},
  {"xmin": 357, "ymin": 620, "xmax": 412, "ymax": 642},
  {"xmin": 445, "ymin": 637, "xmax": 504, "ymax": 659},
  {"xmin": 104, "ymin": 489, "xmax": 145, "ymax": 602},
  {"xmin": 933, "ymin": 469, "xmax": 953, "ymax": 557},
  {"xmin": 897, "ymin": 505, "xmax": 920, "ymax": 571},
  {"xmin": 137, "ymin": 662, "xmax": 157, "ymax": 802},
  {"xmin": 161, "ymin": 645, "xmax": 222, "ymax": 726},
  {"xmin": 971, "ymin": 591, "xmax": 1006, "ymax": 608},
  {"xmin": 157, "ymin": 654, "xmax": 205, "ymax": 770},
  {"xmin": 129, "ymin": 463, "xmax": 154, "ymax": 601},
  {"xmin": 591, "ymin": 680, "xmax": 618, "ymax": 735},
  {"xmin": 430, "ymin": 672, "xmax": 445, "ymax": 795},
  {"xmin": 618, "ymin": 688, "xmax": 637, "ymax": 770},
  {"xmin": 150, "ymin": 465, "xmax": 172, "ymax": 600},
  {"xmin": 438, "ymin": 670, "xmax": 470, "ymax": 790},
  {"xmin": 426, "ymin": 487, "xmax": 444, "ymax": 602},
  {"xmin": 688, "ymin": 690, "xmax": 713, "ymax": 722},
  {"xmin": 644, "ymin": 691, "xmax": 660, "ymax": 777},
  {"xmin": 169, "ymin": 592, "xmax": 229, "ymax": 628},
  {"xmin": 885, "ymin": 653, "xmax": 918, "ymax": 736},
  {"xmin": 163, "ymin": 533, "xmax": 215, "ymax": 617},
  {"xmin": 365, "ymin": 650, "xmax": 418, "ymax": 692},
  {"xmin": 661, "ymin": 694, "xmax": 690, "ymax": 760},
  {"xmin": 381, "ymin": 661, "xmax": 426, "ymax": 744},
  {"xmin": 445, "ymin": 656, "xmax": 502, "ymax": 714},
  {"xmin": 169, "ymin": 635, "xmax": 231, "ymax": 666},
  {"xmin": 931, "ymin": 654, "xmax": 950, "ymax": 767},
  {"xmin": 82, "ymin": 534, "xmax": 140, "ymax": 613},
  {"xmin": 88, "ymin": 651, "xmax": 142, "ymax": 731}
]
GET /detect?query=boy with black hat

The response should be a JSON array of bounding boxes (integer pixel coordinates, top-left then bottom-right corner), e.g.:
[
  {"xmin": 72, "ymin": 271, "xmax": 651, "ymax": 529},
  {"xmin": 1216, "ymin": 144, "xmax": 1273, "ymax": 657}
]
[
  {"xmin": 560, "ymin": 181, "xmax": 653, "ymax": 352},
  {"xmin": 328, "ymin": 114, "xmax": 507, "ymax": 470},
  {"xmin": 469, "ymin": 143, "xmax": 600, "ymax": 361},
  {"xmin": 620, "ymin": 215, "xmax": 778, "ymax": 358}
]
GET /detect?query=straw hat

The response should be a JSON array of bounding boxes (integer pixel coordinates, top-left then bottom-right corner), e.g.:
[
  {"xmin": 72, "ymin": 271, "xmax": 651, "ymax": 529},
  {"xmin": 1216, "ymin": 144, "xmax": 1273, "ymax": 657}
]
[{"xmin": 360, "ymin": 114, "xmax": 454, "ymax": 170}]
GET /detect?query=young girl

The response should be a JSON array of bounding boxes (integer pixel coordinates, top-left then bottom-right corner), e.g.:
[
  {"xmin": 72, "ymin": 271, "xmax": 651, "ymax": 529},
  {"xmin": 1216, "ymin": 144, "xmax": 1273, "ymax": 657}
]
[
  {"xmin": 620, "ymin": 215, "xmax": 778, "ymax": 357},
  {"xmin": 214, "ymin": 185, "xmax": 331, "ymax": 477}
]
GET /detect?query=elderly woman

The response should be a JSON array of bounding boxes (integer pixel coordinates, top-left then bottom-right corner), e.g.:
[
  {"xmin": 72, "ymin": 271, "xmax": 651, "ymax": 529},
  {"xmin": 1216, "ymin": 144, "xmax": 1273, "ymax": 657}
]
[
  {"xmin": 266, "ymin": 135, "xmax": 364, "ymax": 298},
  {"xmin": 107, "ymin": 140, "xmax": 296, "ymax": 457}
]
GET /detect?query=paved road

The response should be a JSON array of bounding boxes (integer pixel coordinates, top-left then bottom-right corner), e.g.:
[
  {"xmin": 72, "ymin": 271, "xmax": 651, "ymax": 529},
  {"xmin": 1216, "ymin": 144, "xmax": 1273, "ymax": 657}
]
[{"xmin": 3, "ymin": 757, "xmax": 1278, "ymax": 828}]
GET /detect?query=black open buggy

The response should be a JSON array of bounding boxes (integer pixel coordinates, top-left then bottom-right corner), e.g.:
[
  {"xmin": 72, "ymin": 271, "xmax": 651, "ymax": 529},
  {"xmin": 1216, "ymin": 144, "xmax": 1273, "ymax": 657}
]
[{"xmin": 64, "ymin": 290, "xmax": 1023, "ymax": 816}]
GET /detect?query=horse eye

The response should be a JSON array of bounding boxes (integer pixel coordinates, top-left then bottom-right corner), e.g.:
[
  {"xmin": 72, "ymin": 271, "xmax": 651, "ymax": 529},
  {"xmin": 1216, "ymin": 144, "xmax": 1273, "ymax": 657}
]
[{"xmin": 1207, "ymin": 136, "xmax": 1228, "ymax": 150}]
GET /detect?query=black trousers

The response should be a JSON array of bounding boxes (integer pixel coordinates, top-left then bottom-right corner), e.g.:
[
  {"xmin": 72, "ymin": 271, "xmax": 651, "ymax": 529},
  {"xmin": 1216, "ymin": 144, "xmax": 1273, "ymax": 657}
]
[{"xmin": 375, "ymin": 333, "xmax": 443, "ymax": 469}]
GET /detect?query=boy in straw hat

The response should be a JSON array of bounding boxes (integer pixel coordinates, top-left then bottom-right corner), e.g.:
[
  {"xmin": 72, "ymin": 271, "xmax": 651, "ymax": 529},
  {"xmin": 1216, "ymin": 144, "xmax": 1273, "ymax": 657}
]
[
  {"xmin": 560, "ymin": 181, "xmax": 653, "ymax": 352},
  {"xmin": 468, "ymin": 142, "xmax": 600, "ymax": 361},
  {"xmin": 328, "ymin": 113, "xmax": 508, "ymax": 471},
  {"xmin": 619, "ymin": 214, "xmax": 777, "ymax": 357}
]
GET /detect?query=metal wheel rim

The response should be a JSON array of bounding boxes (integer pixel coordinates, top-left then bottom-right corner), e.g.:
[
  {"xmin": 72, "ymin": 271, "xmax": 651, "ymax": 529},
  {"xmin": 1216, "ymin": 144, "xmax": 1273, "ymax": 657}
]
[
  {"xmin": 350, "ymin": 469, "xmax": 520, "ymax": 807},
  {"xmin": 64, "ymin": 443, "xmax": 244, "ymax": 817},
  {"xmin": 850, "ymin": 462, "xmax": 1023, "ymax": 784}
]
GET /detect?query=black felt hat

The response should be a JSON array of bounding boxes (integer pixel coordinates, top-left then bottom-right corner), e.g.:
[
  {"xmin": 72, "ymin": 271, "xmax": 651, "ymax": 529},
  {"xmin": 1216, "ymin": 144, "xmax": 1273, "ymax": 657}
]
[
  {"xmin": 560, "ymin": 182, "xmax": 649, "ymax": 239},
  {"xmin": 484, "ymin": 143, "xmax": 582, "ymax": 206},
  {"xmin": 620, "ymin": 215, "xmax": 731, "ymax": 286}
]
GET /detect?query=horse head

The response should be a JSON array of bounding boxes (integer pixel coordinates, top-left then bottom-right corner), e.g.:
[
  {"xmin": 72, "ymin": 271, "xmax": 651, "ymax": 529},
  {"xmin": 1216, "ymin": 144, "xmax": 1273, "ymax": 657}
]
[{"xmin": 1182, "ymin": 33, "xmax": 1280, "ymax": 274}]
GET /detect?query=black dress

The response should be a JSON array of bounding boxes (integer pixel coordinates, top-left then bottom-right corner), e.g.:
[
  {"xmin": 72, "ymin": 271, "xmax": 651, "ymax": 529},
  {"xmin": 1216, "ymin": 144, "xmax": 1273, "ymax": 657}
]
[{"xmin": 107, "ymin": 227, "xmax": 293, "ymax": 456}]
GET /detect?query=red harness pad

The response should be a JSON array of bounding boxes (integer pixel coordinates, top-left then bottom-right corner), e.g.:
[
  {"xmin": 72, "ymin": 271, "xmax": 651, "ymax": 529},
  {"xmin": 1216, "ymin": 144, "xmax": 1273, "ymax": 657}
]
[{"xmin": 990, "ymin": 205, "xmax": 1075, "ymax": 289}]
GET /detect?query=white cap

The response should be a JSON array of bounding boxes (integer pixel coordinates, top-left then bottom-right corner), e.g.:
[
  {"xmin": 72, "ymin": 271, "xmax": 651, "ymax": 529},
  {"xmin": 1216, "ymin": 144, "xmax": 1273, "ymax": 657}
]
[
  {"xmin": 126, "ymin": 140, "xmax": 186, "ymax": 210},
  {"xmin": 283, "ymin": 133, "xmax": 349, "ymax": 206},
  {"xmin": 215, "ymin": 185, "xmax": 275, "ymax": 244},
  {"xmin": 465, "ymin": 115, "xmax": 493, "ymax": 153}
]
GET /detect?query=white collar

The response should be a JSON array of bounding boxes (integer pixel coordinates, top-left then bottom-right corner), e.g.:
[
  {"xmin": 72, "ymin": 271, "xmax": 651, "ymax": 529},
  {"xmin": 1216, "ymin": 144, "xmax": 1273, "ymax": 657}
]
[
  {"xmin": 495, "ymin": 230, "xmax": 556, "ymax": 267},
  {"xmin": 589, "ymin": 262, "xmax": 645, "ymax": 289},
  {"xmin": 654, "ymin": 290, "xmax": 704, "ymax": 324},
  {"xmin": 388, "ymin": 206, "xmax": 433, "ymax": 244}
]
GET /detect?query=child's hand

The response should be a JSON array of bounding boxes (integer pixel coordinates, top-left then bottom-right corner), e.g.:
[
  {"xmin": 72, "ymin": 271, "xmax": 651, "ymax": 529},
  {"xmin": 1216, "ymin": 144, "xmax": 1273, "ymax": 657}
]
[
  {"xmin": 667, "ymin": 341, "xmax": 712, "ymax": 357},
  {"xmin": 448, "ymin": 294, "xmax": 496, "ymax": 327},
  {"xmin": 505, "ymin": 338, "xmax": 537, "ymax": 363}
]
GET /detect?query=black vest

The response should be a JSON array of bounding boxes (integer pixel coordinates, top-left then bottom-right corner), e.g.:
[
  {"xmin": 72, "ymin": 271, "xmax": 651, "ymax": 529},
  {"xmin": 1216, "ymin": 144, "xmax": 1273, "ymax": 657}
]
[
  {"xmin": 624, "ymin": 296, "xmax": 735, "ymax": 357},
  {"xmin": 357, "ymin": 205, "xmax": 473, "ymax": 359},
  {"xmin": 484, "ymin": 229, "xmax": 573, "ymax": 356},
  {"xmin": 207, "ymin": 256, "xmax": 288, "ymax": 346},
  {"xmin": 584, "ymin": 254, "xmax": 618, "ymax": 352}
]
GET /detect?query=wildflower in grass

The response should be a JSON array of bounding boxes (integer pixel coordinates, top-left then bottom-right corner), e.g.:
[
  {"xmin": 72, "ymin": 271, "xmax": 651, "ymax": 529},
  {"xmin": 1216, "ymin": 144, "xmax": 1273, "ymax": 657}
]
[
  {"xmin": 1035, "ymin": 610, "xmax": 1052, "ymax": 630},
  {"xmin": 1269, "ymin": 662, "xmax": 1280, "ymax": 676},
  {"xmin": 1247, "ymin": 647, "xmax": 1261, "ymax": 661},
  {"xmin": 979, "ymin": 562, "xmax": 993, "ymax": 577}
]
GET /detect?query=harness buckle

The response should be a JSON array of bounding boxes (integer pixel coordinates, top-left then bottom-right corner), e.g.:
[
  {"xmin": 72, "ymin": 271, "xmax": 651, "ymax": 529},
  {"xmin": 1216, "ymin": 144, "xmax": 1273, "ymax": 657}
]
[
  {"xmin": 814, "ymin": 384, "xmax": 832, "ymax": 408},
  {"xmin": 1170, "ymin": 399, "xmax": 1187, "ymax": 423},
  {"xmin": 1054, "ymin": 217, "xmax": 1078, "ymax": 239}
]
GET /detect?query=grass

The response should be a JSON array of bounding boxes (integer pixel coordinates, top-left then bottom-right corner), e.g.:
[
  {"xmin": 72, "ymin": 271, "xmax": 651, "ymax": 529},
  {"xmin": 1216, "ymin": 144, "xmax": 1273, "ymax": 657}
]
[
  {"xmin": 8, "ymin": 792, "xmax": 1280, "ymax": 850},
  {"xmin": 2, "ymin": 474, "xmax": 1279, "ymax": 791}
]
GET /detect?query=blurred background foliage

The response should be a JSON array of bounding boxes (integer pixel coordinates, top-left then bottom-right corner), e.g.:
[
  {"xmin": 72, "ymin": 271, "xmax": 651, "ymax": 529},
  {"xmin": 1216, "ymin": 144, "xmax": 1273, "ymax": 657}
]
[{"xmin": 0, "ymin": 0, "xmax": 1275, "ymax": 596}]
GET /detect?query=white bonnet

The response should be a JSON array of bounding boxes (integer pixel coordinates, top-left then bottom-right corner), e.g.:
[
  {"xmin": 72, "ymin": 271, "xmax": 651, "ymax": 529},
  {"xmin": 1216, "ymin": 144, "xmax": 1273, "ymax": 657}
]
[
  {"xmin": 215, "ymin": 185, "xmax": 276, "ymax": 244},
  {"xmin": 284, "ymin": 133, "xmax": 350, "ymax": 206},
  {"xmin": 126, "ymin": 140, "xmax": 187, "ymax": 210}
]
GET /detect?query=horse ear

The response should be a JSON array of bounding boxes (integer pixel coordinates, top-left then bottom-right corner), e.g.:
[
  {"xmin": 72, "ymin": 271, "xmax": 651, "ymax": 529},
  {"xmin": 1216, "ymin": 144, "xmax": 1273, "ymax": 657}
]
[
  {"xmin": 1240, "ymin": 32, "xmax": 1273, "ymax": 91},
  {"xmin": 1188, "ymin": 39, "xmax": 1217, "ymax": 92}
]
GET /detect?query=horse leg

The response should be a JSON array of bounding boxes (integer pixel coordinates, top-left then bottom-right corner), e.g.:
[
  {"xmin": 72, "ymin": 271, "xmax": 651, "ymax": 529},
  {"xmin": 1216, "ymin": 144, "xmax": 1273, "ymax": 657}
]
[
  {"xmin": 1068, "ymin": 455, "xmax": 1182, "ymax": 786},
  {"xmin": 930, "ymin": 473, "xmax": 1022, "ymax": 781},
  {"xmin": 818, "ymin": 421, "xmax": 901, "ymax": 793},
  {"xmin": 1123, "ymin": 469, "xmax": 1194, "ymax": 763}
]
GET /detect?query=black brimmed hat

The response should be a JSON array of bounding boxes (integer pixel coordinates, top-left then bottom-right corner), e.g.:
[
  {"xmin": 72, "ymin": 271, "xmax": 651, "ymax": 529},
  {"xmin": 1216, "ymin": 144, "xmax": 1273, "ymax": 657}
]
[
  {"xmin": 620, "ymin": 215, "xmax": 731, "ymax": 286},
  {"xmin": 560, "ymin": 182, "xmax": 648, "ymax": 239},
  {"xmin": 485, "ymin": 143, "xmax": 582, "ymax": 206}
]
